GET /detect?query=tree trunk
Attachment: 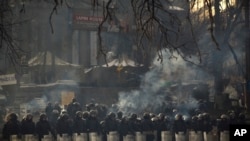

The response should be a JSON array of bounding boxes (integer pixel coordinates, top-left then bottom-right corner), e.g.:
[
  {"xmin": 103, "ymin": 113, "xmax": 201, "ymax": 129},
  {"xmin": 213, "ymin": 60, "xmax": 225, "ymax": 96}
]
[
  {"xmin": 244, "ymin": 0, "xmax": 250, "ymax": 112},
  {"xmin": 213, "ymin": 0, "xmax": 223, "ymax": 96}
]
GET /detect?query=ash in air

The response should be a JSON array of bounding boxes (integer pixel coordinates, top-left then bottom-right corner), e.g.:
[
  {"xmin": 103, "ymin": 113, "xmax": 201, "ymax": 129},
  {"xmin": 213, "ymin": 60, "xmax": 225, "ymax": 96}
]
[{"xmin": 114, "ymin": 51, "xmax": 212, "ymax": 116}]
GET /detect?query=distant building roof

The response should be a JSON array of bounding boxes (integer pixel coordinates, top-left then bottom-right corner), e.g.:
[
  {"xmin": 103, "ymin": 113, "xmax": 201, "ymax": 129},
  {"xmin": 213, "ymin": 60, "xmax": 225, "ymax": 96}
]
[
  {"xmin": 102, "ymin": 54, "xmax": 143, "ymax": 67},
  {"xmin": 28, "ymin": 51, "xmax": 79, "ymax": 67}
]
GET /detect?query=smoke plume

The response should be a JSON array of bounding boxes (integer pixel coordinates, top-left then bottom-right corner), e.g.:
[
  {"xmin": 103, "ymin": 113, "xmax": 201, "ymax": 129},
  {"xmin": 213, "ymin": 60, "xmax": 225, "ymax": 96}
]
[{"xmin": 116, "ymin": 51, "xmax": 208, "ymax": 117}]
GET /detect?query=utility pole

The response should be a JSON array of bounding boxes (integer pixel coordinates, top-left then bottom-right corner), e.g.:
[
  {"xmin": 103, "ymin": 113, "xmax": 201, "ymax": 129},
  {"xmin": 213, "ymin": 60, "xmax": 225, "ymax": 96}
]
[{"xmin": 245, "ymin": 0, "xmax": 250, "ymax": 112}]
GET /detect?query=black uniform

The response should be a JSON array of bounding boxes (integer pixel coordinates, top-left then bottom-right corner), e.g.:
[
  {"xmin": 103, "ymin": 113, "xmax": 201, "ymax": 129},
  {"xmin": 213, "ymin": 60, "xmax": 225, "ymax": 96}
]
[
  {"xmin": 172, "ymin": 114, "xmax": 187, "ymax": 134},
  {"xmin": 2, "ymin": 113, "xmax": 21, "ymax": 140},
  {"xmin": 73, "ymin": 111, "xmax": 87, "ymax": 134},
  {"xmin": 119, "ymin": 117, "xmax": 130, "ymax": 140},
  {"xmin": 201, "ymin": 113, "xmax": 213, "ymax": 133},
  {"xmin": 48, "ymin": 110, "xmax": 60, "ymax": 135},
  {"xmin": 86, "ymin": 111, "xmax": 101, "ymax": 133},
  {"xmin": 56, "ymin": 114, "xmax": 73, "ymax": 137},
  {"xmin": 156, "ymin": 114, "xmax": 172, "ymax": 141},
  {"xmin": 103, "ymin": 112, "xmax": 119, "ymax": 141},
  {"xmin": 190, "ymin": 116, "xmax": 202, "ymax": 132},
  {"xmin": 36, "ymin": 114, "xmax": 54, "ymax": 141},
  {"xmin": 141, "ymin": 113, "xmax": 155, "ymax": 141},
  {"xmin": 128, "ymin": 114, "xmax": 141, "ymax": 134},
  {"xmin": 67, "ymin": 98, "xmax": 81, "ymax": 119},
  {"xmin": 104, "ymin": 112, "xmax": 118, "ymax": 133},
  {"xmin": 45, "ymin": 102, "xmax": 53, "ymax": 121},
  {"xmin": 53, "ymin": 102, "xmax": 62, "ymax": 115},
  {"xmin": 20, "ymin": 114, "xmax": 36, "ymax": 135}
]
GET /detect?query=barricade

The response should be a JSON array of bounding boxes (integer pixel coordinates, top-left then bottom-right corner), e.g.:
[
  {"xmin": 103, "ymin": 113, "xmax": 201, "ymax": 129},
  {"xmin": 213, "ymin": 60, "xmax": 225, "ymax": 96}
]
[
  {"xmin": 188, "ymin": 131, "xmax": 203, "ymax": 141},
  {"xmin": 57, "ymin": 134, "xmax": 71, "ymax": 141},
  {"xmin": 175, "ymin": 132, "xmax": 186, "ymax": 141},
  {"xmin": 22, "ymin": 134, "xmax": 36, "ymax": 141},
  {"xmin": 220, "ymin": 131, "xmax": 229, "ymax": 141},
  {"xmin": 72, "ymin": 133, "xmax": 88, "ymax": 141},
  {"xmin": 89, "ymin": 132, "xmax": 101, "ymax": 141},
  {"xmin": 107, "ymin": 131, "xmax": 119, "ymax": 141},
  {"xmin": 203, "ymin": 132, "xmax": 216, "ymax": 141},
  {"xmin": 161, "ymin": 131, "xmax": 172, "ymax": 141},
  {"xmin": 135, "ymin": 132, "xmax": 145, "ymax": 141},
  {"xmin": 123, "ymin": 134, "xmax": 135, "ymax": 141},
  {"xmin": 41, "ymin": 135, "xmax": 53, "ymax": 141}
]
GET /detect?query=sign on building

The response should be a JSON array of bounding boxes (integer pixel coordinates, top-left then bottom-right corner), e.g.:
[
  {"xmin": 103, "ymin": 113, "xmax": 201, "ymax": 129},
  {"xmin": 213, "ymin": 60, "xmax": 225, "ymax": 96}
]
[{"xmin": 72, "ymin": 9, "xmax": 104, "ymax": 30}]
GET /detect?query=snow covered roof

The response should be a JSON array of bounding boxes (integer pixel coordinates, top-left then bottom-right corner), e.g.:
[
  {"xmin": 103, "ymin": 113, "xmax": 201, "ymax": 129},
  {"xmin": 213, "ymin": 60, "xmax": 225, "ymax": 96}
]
[
  {"xmin": 102, "ymin": 55, "xmax": 143, "ymax": 67},
  {"xmin": 20, "ymin": 80, "xmax": 79, "ymax": 89},
  {"xmin": 28, "ymin": 51, "xmax": 79, "ymax": 67}
]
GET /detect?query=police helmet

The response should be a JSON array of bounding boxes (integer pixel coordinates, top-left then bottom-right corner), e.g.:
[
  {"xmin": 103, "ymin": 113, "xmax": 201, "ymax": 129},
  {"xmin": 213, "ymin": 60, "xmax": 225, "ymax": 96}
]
[
  {"xmin": 175, "ymin": 114, "xmax": 183, "ymax": 120},
  {"xmin": 76, "ymin": 111, "xmax": 83, "ymax": 117},
  {"xmin": 90, "ymin": 110, "xmax": 97, "ymax": 117},
  {"xmin": 220, "ymin": 114, "xmax": 229, "ymax": 119}
]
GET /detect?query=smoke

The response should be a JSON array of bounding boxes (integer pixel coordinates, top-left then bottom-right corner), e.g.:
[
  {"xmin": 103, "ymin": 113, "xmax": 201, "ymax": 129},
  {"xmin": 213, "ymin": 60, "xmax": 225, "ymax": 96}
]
[
  {"xmin": 115, "ymin": 51, "xmax": 208, "ymax": 116},
  {"xmin": 26, "ymin": 95, "xmax": 48, "ymax": 113},
  {"xmin": 24, "ymin": 82, "xmax": 78, "ymax": 114}
]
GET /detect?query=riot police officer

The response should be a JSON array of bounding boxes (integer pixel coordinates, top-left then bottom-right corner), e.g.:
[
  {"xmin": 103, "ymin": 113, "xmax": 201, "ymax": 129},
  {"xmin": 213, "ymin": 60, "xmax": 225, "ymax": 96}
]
[
  {"xmin": 2, "ymin": 113, "xmax": 21, "ymax": 140},
  {"xmin": 73, "ymin": 111, "xmax": 87, "ymax": 134},
  {"xmin": 86, "ymin": 110, "xmax": 101, "ymax": 141},
  {"xmin": 56, "ymin": 113, "xmax": 73, "ymax": 138},
  {"xmin": 172, "ymin": 114, "xmax": 187, "ymax": 141},
  {"xmin": 86, "ymin": 110, "xmax": 101, "ymax": 133},
  {"xmin": 73, "ymin": 111, "xmax": 88, "ymax": 141},
  {"xmin": 20, "ymin": 113, "xmax": 36, "ymax": 136},
  {"xmin": 36, "ymin": 113, "xmax": 54, "ymax": 141},
  {"xmin": 141, "ymin": 112, "xmax": 155, "ymax": 141}
]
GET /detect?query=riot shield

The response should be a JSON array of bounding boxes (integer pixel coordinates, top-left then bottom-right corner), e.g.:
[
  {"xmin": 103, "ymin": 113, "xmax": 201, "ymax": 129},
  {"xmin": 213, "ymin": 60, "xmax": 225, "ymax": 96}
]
[
  {"xmin": 220, "ymin": 131, "xmax": 229, "ymax": 141},
  {"xmin": 161, "ymin": 131, "xmax": 172, "ymax": 141},
  {"xmin": 57, "ymin": 134, "xmax": 70, "ymax": 141},
  {"xmin": 123, "ymin": 134, "xmax": 135, "ymax": 141},
  {"xmin": 188, "ymin": 131, "xmax": 203, "ymax": 141},
  {"xmin": 41, "ymin": 135, "xmax": 53, "ymax": 141},
  {"xmin": 203, "ymin": 132, "xmax": 215, "ymax": 141},
  {"xmin": 10, "ymin": 135, "xmax": 20, "ymax": 141},
  {"xmin": 72, "ymin": 133, "xmax": 88, "ymax": 141},
  {"xmin": 89, "ymin": 132, "xmax": 101, "ymax": 141},
  {"xmin": 175, "ymin": 132, "xmax": 186, "ymax": 141},
  {"xmin": 107, "ymin": 131, "xmax": 119, "ymax": 141},
  {"xmin": 135, "ymin": 132, "xmax": 145, "ymax": 141},
  {"xmin": 22, "ymin": 134, "xmax": 36, "ymax": 141}
]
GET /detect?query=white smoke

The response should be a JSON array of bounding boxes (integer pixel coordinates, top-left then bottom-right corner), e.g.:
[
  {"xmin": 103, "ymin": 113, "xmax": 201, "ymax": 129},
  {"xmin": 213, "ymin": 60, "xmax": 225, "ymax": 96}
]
[
  {"xmin": 116, "ymin": 51, "xmax": 207, "ymax": 116},
  {"xmin": 26, "ymin": 95, "xmax": 48, "ymax": 113}
]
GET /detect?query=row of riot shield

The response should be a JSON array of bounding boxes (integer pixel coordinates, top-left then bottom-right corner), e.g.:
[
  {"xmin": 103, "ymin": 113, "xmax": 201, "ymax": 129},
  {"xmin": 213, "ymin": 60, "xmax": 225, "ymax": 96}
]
[
  {"xmin": 85, "ymin": 131, "xmax": 230, "ymax": 141},
  {"xmin": 124, "ymin": 131, "xmax": 157, "ymax": 141},
  {"xmin": 8, "ymin": 134, "xmax": 53, "ymax": 141},
  {"xmin": 9, "ymin": 130, "xmax": 229, "ymax": 141},
  {"xmin": 8, "ymin": 133, "xmax": 99, "ymax": 141},
  {"xmin": 9, "ymin": 134, "xmax": 37, "ymax": 141},
  {"xmin": 174, "ymin": 131, "xmax": 229, "ymax": 141}
]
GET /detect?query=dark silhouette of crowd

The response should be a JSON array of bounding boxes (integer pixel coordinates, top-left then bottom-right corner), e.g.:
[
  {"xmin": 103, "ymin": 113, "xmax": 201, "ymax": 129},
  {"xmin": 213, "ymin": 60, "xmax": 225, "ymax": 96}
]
[{"xmin": 1, "ymin": 98, "xmax": 249, "ymax": 141}]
